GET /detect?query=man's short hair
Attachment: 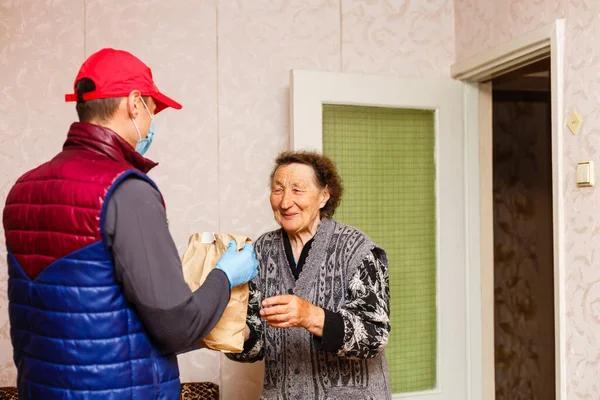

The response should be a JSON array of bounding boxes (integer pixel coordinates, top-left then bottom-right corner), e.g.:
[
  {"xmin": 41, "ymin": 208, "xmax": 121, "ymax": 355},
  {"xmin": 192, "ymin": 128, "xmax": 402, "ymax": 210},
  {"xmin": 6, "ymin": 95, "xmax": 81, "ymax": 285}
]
[{"xmin": 75, "ymin": 78, "xmax": 122, "ymax": 123}]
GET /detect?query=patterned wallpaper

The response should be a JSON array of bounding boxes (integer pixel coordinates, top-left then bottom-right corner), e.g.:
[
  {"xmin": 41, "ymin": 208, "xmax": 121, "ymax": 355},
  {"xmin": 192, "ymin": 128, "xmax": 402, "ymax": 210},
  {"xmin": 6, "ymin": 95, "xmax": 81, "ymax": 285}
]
[
  {"xmin": 454, "ymin": 0, "xmax": 563, "ymax": 61},
  {"xmin": 561, "ymin": 4, "xmax": 600, "ymax": 399},
  {"xmin": 0, "ymin": 0, "xmax": 455, "ymax": 398},
  {"xmin": 0, "ymin": 0, "xmax": 85, "ymax": 388},
  {"xmin": 492, "ymin": 92, "xmax": 555, "ymax": 400}
]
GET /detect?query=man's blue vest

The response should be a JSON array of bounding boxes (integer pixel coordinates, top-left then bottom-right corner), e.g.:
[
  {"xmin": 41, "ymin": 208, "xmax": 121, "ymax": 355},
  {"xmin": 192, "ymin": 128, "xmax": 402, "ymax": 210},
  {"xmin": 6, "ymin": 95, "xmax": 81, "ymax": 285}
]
[{"xmin": 4, "ymin": 122, "xmax": 181, "ymax": 399}]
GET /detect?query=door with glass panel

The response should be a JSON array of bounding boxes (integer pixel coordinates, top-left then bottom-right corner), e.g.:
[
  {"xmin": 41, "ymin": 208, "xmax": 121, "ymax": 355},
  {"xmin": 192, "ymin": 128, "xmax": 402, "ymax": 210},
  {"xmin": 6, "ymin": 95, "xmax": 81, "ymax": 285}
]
[{"xmin": 290, "ymin": 70, "xmax": 474, "ymax": 399}]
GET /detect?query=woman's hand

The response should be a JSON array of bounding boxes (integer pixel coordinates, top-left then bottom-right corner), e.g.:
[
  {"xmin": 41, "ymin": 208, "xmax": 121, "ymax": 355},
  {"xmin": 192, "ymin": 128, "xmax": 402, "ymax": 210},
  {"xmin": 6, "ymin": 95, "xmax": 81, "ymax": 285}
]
[{"xmin": 260, "ymin": 295, "xmax": 325, "ymax": 337}]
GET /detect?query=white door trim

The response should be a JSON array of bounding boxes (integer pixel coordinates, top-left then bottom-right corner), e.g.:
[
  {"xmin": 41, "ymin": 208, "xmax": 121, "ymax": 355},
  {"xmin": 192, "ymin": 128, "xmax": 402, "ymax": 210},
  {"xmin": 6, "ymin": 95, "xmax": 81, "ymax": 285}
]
[
  {"xmin": 451, "ymin": 21, "xmax": 556, "ymax": 82},
  {"xmin": 452, "ymin": 19, "xmax": 566, "ymax": 400},
  {"xmin": 289, "ymin": 71, "xmax": 463, "ymax": 152}
]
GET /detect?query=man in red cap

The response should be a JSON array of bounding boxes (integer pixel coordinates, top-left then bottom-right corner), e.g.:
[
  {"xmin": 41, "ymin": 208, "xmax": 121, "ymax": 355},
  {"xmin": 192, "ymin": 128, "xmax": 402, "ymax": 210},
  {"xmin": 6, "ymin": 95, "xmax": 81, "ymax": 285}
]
[{"xmin": 3, "ymin": 48, "xmax": 258, "ymax": 399}]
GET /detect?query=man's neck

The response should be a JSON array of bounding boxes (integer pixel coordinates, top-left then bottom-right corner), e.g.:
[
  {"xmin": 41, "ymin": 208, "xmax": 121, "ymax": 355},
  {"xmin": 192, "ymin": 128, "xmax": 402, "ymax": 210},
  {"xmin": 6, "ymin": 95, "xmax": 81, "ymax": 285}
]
[{"xmin": 88, "ymin": 119, "xmax": 136, "ymax": 149}]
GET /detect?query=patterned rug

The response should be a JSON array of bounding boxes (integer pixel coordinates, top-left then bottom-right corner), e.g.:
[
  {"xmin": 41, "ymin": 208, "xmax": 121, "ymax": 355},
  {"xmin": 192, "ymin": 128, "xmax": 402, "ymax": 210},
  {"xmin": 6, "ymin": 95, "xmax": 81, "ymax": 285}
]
[{"xmin": 0, "ymin": 382, "xmax": 219, "ymax": 400}]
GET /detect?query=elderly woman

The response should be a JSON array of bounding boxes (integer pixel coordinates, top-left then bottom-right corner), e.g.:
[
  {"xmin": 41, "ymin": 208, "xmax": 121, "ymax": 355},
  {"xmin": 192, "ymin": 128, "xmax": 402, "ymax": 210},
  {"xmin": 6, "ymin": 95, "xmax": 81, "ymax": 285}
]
[{"xmin": 228, "ymin": 151, "xmax": 391, "ymax": 399}]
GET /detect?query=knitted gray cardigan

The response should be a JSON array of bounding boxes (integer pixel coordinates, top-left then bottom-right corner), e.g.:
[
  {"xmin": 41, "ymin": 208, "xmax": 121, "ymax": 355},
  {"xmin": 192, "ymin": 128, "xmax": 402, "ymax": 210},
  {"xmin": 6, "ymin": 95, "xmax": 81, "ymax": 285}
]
[{"xmin": 228, "ymin": 218, "xmax": 391, "ymax": 400}]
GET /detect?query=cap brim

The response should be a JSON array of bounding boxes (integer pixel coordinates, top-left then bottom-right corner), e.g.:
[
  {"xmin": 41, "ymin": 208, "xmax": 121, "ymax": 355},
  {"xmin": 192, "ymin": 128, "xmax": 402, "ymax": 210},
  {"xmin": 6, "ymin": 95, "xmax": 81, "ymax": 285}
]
[{"xmin": 152, "ymin": 91, "xmax": 182, "ymax": 114}]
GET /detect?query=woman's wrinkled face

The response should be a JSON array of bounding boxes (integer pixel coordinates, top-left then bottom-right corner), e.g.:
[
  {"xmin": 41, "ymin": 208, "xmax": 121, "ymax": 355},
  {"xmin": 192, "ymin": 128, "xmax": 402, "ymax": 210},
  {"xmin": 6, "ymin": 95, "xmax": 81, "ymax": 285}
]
[{"xmin": 270, "ymin": 163, "xmax": 330, "ymax": 236}]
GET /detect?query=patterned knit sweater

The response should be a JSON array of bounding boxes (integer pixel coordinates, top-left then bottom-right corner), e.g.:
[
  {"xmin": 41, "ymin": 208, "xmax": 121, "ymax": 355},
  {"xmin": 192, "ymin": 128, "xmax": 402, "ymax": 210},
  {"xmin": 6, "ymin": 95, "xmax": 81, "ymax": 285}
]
[{"xmin": 227, "ymin": 218, "xmax": 391, "ymax": 400}]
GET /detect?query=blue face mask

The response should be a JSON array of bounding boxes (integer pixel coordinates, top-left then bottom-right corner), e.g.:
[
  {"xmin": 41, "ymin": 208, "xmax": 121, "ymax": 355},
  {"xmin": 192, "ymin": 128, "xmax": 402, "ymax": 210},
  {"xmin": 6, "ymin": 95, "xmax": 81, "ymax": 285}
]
[
  {"xmin": 135, "ymin": 119, "xmax": 154, "ymax": 155},
  {"xmin": 131, "ymin": 98, "xmax": 155, "ymax": 156}
]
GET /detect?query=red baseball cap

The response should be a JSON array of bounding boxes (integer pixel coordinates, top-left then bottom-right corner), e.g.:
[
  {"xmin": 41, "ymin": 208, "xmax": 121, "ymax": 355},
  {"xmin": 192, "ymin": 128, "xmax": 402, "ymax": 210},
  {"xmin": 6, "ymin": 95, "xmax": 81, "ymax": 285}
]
[{"xmin": 65, "ymin": 48, "xmax": 182, "ymax": 114}]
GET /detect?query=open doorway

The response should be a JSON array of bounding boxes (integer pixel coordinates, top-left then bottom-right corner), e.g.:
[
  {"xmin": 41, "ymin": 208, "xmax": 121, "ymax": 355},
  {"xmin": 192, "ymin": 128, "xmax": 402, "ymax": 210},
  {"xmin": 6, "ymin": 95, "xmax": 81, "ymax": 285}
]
[
  {"xmin": 491, "ymin": 59, "xmax": 556, "ymax": 400},
  {"xmin": 450, "ymin": 18, "xmax": 565, "ymax": 400}
]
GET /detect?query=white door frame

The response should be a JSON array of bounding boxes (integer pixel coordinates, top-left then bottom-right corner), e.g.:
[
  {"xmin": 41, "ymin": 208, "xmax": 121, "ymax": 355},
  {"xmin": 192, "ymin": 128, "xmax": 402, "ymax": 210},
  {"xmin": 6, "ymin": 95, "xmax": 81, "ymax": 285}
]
[{"xmin": 451, "ymin": 19, "xmax": 566, "ymax": 400}]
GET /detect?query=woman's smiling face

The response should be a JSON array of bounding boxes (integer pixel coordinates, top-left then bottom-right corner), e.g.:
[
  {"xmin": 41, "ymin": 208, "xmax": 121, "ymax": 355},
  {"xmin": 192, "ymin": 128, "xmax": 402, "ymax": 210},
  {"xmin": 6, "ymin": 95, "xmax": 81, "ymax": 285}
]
[{"xmin": 269, "ymin": 163, "xmax": 330, "ymax": 236}]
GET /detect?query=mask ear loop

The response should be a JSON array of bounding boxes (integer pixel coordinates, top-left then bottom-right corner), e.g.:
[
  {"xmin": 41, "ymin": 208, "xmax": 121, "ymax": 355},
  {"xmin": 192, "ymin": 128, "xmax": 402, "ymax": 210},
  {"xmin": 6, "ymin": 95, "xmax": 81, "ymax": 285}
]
[
  {"xmin": 140, "ymin": 97, "xmax": 155, "ymax": 121},
  {"xmin": 131, "ymin": 118, "xmax": 142, "ymax": 142}
]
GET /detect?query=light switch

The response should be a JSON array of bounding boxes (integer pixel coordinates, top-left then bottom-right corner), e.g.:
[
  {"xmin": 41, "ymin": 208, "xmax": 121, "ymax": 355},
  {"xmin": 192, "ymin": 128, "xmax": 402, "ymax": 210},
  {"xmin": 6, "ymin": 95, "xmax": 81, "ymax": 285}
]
[
  {"xmin": 577, "ymin": 161, "xmax": 594, "ymax": 187},
  {"xmin": 568, "ymin": 111, "xmax": 582, "ymax": 135}
]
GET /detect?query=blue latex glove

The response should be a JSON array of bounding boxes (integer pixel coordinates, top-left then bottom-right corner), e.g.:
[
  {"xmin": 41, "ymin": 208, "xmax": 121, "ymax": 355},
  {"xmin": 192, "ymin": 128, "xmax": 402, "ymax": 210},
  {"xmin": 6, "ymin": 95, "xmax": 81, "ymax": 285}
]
[{"xmin": 215, "ymin": 240, "xmax": 259, "ymax": 289}]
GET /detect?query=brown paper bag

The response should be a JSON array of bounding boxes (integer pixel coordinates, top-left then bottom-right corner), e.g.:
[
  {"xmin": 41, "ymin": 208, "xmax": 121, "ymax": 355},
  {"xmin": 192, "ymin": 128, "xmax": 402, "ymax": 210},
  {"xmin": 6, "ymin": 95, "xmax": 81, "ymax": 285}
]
[{"xmin": 181, "ymin": 232, "xmax": 251, "ymax": 353}]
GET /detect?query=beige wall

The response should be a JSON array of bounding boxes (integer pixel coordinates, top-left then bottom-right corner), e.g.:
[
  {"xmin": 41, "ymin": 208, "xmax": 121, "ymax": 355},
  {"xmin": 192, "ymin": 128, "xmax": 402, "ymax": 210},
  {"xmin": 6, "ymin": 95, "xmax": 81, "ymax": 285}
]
[
  {"xmin": 0, "ymin": 0, "xmax": 455, "ymax": 398},
  {"xmin": 454, "ymin": 0, "xmax": 564, "ymax": 61},
  {"xmin": 455, "ymin": 1, "xmax": 600, "ymax": 398}
]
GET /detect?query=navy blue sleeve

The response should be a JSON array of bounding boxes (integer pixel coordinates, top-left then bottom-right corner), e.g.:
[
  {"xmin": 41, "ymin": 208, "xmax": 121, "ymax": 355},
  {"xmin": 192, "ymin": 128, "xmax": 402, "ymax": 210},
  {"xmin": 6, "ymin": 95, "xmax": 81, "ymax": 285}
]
[{"xmin": 104, "ymin": 177, "xmax": 230, "ymax": 353}]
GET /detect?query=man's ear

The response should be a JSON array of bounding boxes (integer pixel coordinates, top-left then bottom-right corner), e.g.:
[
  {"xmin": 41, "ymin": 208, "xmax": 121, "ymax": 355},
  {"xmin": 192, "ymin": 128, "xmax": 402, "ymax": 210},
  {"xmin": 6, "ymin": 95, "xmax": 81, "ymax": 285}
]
[{"xmin": 126, "ymin": 90, "xmax": 142, "ymax": 118}]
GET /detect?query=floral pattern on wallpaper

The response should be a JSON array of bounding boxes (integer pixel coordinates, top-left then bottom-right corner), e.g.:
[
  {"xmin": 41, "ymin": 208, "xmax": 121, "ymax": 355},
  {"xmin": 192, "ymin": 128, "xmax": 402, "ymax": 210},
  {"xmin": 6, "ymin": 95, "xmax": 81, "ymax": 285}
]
[
  {"xmin": 493, "ymin": 93, "xmax": 555, "ymax": 400},
  {"xmin": 454, "ymin": 0, "xmax": 563, "ymax": 60}
]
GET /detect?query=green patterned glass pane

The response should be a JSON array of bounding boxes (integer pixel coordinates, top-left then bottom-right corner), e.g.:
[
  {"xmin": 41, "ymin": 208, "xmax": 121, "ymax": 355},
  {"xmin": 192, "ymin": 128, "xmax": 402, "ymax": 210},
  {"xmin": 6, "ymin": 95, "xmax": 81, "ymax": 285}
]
[{"xmin": 322, "ymin": 104, "xmax": 437, "ymax": 393}]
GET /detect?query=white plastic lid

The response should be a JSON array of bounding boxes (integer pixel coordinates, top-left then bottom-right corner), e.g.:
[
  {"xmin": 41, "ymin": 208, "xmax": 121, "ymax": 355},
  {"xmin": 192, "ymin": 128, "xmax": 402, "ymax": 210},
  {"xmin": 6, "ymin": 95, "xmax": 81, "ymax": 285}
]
[{"xmin": 200, "ymin": 232, "xmax": 216, "ymax": 244}]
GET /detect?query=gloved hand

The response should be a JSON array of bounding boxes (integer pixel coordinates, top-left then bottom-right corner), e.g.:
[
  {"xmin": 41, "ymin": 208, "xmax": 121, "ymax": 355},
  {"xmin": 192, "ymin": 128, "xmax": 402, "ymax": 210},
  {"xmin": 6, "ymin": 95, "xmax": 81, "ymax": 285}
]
[{"xmin": 215, "ymin": 240, "xmax": 259, "ymax": 289}]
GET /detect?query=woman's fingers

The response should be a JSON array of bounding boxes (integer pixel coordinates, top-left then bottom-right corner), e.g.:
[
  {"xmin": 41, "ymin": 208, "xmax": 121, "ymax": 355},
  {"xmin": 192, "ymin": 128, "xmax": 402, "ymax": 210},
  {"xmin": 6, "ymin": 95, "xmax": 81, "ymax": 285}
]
[
  {"xmin": 262, "ymin": 312, "xmax": 291, "ymax": 323},
  {"xmin": 262, "ymin": 294, "xmax": 293, "ymax": 308},
  {"xmin": 268, "ymin": 321, "xmax": 292, "ymax": 328},
  {"xmin": 260, "ymin": 304, "xmax": 288, "ymax": 317}
]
